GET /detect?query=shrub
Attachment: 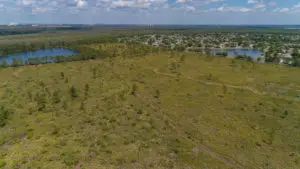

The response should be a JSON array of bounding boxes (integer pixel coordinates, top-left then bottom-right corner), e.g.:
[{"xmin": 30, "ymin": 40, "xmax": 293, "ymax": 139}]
[
  {"xmin": 26, "ymin": 128, "xmax": 34, "ymax": 139},
  {"xmin": 80, "ymin": 102, "xmax": 85, "ymax": 110},
  {"xmin": 0, "ymin": 159, "xmax": 6, "ymax": 168},
  {"xmin": 84, "ymin": 84, "xmax": 89, "ymax": 99},
  {"xmin": 0, "ymin": 106, "xmax": 10, "ymax": 127},
  {"xmin": 131, "ymin": 84, "xmax": 137, "ymax": 96},
  {"xmin": 60, "ymin": 72, "xmax": 65, "ymax": 79},
  {"xmin": 69, "ymin": 86, "xmax": 78, "ymax": 98},
  {"xmin": 180, "ymin": 54, "xmax": 186, "ymax": 63},
  {"xmin": 62, "ymin": 99, "xmax": 68, "ymax": 110},
  {"xmin": 154, "ymin": 89, "xmax": 160, "ymax": 99},
  {"xmin": 52, "ymin": 90, "xmax": 61, "ymax": 104},
  {"xmin": 207, "ymin": 73, "xmax": 212, "ymax": 80},
  {"xmin": 215, "ymin": 52, "xmax": 228, "ymax": 57},
  {"xmin": 92, "ymin": 68, "xmax": 97, "ymax": 79},
  {"xmin": 169, "ymin": 61, "xmax": 180, "ymax": 74},
  {"xmin": 222, "ymin": 84, "xmax": 227, "ymax": 94},
  {"xmin": 36, "ymin": 93, "xmax": 47, "ymax": 111},
  {"xmin": 62, "ymin": 153, "xmax": 78, "ymax": 166}
]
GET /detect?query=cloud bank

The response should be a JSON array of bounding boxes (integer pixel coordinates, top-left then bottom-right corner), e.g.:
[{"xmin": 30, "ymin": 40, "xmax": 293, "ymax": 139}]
[{"xmin": 0, "ymin": 0, "xmax": 299, "ymax": 24}]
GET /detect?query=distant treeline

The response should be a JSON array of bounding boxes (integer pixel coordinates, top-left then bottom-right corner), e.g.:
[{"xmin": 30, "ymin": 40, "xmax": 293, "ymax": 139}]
[
  {"xmin": 0, "ymin": 36, "xmax": 117, "ymax": 57},
  {"xmin": 0, "ymin": 26, "xmax": 92, "ymax": 36},
  {"xmin": 0, "ymin": 41, "xmax": 165, "ymax": 68},
  {"xmin": 0, "ymin": 46, "xmax": 106, "ymax": 68}
]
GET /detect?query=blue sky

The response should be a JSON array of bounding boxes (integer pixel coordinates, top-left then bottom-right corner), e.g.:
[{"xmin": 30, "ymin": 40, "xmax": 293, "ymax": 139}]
[{"xmin": 0, "ymin": 0, "xmax": 300, "ymax": 24}]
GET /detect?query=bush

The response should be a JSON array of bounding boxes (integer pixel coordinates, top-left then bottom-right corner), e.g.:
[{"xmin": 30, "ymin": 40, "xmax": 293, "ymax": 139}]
[
  {"xmin": 92, "ymin": 68, "xmax": 97, "ymax": 79},
  {"xmin": 36, "ymin": 93, "xmax": 47, "ymax": 111},
  {"xmin": 80, "ymin": 102, "xmax": 85, "ymax": 110},
  {"xmin": 215, "ymin": 52, "xmax": 228, "ymax": 57},
  {"xmin": 62, "ymin": 153, "xmax": 78, "ymax": 166},
  {"xmin": 0, "ymin": 159, "xmax": 6, "ymax": 168},
  {"xmin": 235, "ymin": 55, "xmax": 253, "ymax": 62},
  {"xmin": 207, "ymin": 73, "xmax": 212, "ymax": 80},
  {"xmin": 69, "ymin": 86, "xmax": 78, "ymax": 98},
  {"xmin": 180, "ymin": 54, "xmax": 186, "ymax": 62},
  {"xmin": 84, "ymin": 84, "xmax": 89, "ymax": 99},
  {"xmin": 26, "ymin": 128, "xmax": 34, "ymax": 139},
  {"xmin": 60, "ymin": 72, "xmax": 65, "ymax": 79},
  {"xmin": 0, "ymin": 106, "xmax": 10, "ymax": 127},
  {"xmin": 154, "ymin": 89, "xmax": 160, "ymax": 99},
  {"xmin": 52, "ymin": 90, "xmax": 61, "ymax": 104},
  {"xmin": 131, "ymin": 84, "xmax": 137, "ymax": 96}
]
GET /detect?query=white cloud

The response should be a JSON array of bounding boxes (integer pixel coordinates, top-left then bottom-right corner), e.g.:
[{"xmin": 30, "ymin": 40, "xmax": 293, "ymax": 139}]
[
  {"xmin": 238, "ymin": 7, "xmax": 252, "ymax": 12},
  {"xmin": 176, "ymin": 0, "xmax": 187, "ymax": 3},
  {"xmin": 5, "ymin": 0, "xmax": 298, "ymax": 16},
  {"xmin": 279, "ymin": 8, "xmax": 289, "ymax": 12},
  {"xmin": 254, "ymin": 4, "xmax": 265, "ymax": 9},
  {"xmin": 248, "ymin": 0, "xmax": 258, "ymax": 4},
  {"xmin": 205, "ymin": 5, "xmax": 254, "ymax": 13},
  {"xmin": 273, "ymin": 8, "xmax": 289, "ymax": 13},
  {"xmin": 18, "ymin": 0, "xmax": 35, "ymax": 6},
  {"xmin": 32, "ymin": 7, "xmax": 50, "ymax": 12},
  {"xmin": 98, "ymin": 0, "xmax": 166, "ymax": 9},
  {"xmin": 185, "ymin": 5, "xmax": 195, "ymax": 11},
  {"xmin": 292, "ymin": 3, "xmax": 300, "ymax": 9},
  {"xmin": 216, "ymin": 6, "xmax": 224, "ymax": 11},
  {"xmin": 177, "ymin": 0, "xmax": 223, "ymax": 5},
  {"xmin": 74, "ymin": 0, "xmax": 87, "ymax": 8},
  {"xmin": 268, "ymin": 2, "xmax": 277, "ymax": 6}
]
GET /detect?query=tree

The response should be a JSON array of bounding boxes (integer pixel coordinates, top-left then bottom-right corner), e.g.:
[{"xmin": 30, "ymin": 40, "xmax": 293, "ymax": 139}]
[
  {"xmin": 11, "ymin": 58, "xmax": 19, "ymax": 67},
  {"xmin": 0, "ymin": 106, "xmax": 10, "ymax": 127},
  {"xmin": 292, "ymin": 58, "xmax": 300, "ymax": 67},
  {"xmin": 0, "ymin": 60, "xmax": 8, "ymax": 68},
  {"xmin": 70, "ymin": 86, "xmax": 78, "ymax": 98},
  {"xmin": 131, "ymin": 84, "xmax": 137, "ymax": 96},
  {"xmin": 84, "ymin": 83, "xmax": 89, "ymax": 99},
  {"xmin": 37, "ymin": 93, "xmax": 47, "ymax": 111}
]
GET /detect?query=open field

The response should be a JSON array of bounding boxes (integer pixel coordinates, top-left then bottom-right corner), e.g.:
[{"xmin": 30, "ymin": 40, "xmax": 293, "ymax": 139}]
[{"xmin": 0, "ymin": 43, "xmax": 300, "ymax": 168}]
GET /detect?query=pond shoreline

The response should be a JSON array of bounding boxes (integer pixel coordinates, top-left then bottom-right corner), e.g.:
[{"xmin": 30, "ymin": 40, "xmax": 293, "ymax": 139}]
[{"xmin": 0, "ymin": 48, "xmax": 77, "ymax": 65}]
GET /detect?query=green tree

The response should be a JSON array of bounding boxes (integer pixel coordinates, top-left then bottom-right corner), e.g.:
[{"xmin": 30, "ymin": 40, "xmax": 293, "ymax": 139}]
[
  {"xmin": 131, "ymin": 84, "xmax": 137, "ymax": 96},
  {"xmin": 70, "ymin": 86, "xmax": 78, "ymax": 98},
  {"xmin": 0, "ymin": 60, "xmax": 8, "ymax": 68},
  {"xmin": 84, "ymin": 83, "xmax": 89, "ymax": 99},
  {"xmin": 0, "ymin": 106, "xmax": 10, "ymax": 127}
]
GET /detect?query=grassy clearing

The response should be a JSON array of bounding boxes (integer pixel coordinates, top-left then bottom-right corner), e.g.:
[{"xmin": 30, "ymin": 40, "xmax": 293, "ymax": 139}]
[{"xmin": 0, "ymin": 44, "xmax": 300, "ymax": 169}]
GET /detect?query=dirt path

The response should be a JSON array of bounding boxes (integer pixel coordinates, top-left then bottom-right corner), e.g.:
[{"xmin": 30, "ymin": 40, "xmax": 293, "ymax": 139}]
[
  {"xmin": 112, "ymin": 68, "xmax": 247, "ymax": 169},
  {"xmin": 12, "ymin": 68, "xmax": 24, "ymax": 78},
  {"xmin": 138, "ymin": 94, "xmax": 246, "ymax": 169},
  {"xmin": 152, "ymin": 68, "xmax": 264, "ymax": 95}
]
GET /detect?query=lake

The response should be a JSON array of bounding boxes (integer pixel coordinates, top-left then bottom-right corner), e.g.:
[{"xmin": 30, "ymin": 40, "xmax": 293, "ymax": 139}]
[
  {"xmin": 0, "ymin": 48, "xmax": 76, "ymax": 64},
  {"xmin": 211, "ymin": 49, "xmax": 264, "ymax": 61}
]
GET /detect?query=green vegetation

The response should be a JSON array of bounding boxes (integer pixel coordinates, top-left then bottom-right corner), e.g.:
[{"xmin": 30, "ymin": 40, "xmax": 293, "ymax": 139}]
[
  {"xmin": 0, "ymin": 43, "xmax": 300, "ymax": 168},
  {"xmin": 215, "ymin": 52, "xmax": 228, "ymax": 57}
]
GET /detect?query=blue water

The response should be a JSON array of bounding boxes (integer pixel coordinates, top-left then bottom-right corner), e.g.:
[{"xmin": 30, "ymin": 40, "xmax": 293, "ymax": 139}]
[
  {"xmin": 0, "ymin": 48, "xmax": 76, "ymax": 64},
  {"xmin": 211, "ymin": 49, "xmax": 264, "ymax": 61}
]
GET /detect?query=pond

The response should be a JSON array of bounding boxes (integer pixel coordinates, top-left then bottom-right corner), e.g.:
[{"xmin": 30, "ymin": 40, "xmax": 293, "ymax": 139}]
[
  {"xmin": 0, "ymin": 48, "xmax": 76, "ymax": 64},
  {"xmin": 210, "ymin": 49, "xmax": 264, "ymax": 61}
]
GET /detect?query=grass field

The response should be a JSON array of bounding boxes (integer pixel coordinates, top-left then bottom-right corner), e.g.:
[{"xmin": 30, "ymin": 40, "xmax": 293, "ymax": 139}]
[{"xmin": 0, "ymin": 44, "xmax": 300, "ymax": 169}]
